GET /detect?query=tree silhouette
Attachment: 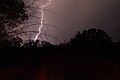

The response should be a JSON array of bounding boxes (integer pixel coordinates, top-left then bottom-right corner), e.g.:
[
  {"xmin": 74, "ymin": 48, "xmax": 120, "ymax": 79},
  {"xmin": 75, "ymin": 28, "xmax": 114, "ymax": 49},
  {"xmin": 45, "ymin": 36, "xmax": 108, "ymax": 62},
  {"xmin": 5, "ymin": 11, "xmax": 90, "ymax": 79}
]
[
  {"xmin": 69, "ymin": 28, "xmax": 112, "ymax": 48},
  {"xmin": 23, "ymin": 40, "xmax": 40, "ymax": 48},
  {"xmin": 0, "ymin": 0, "xmax": 28, "ymax": 41},
  {"xmin": 69, "ymin": 31, "xmax": 82, "ymax": 47},
  {"xmin": 23, "ymin": 40, "xmax": 52, "ymax": 48},
  {"xmin": 0, "ymin": 36, "xmax": 23, "ymax": 48}
]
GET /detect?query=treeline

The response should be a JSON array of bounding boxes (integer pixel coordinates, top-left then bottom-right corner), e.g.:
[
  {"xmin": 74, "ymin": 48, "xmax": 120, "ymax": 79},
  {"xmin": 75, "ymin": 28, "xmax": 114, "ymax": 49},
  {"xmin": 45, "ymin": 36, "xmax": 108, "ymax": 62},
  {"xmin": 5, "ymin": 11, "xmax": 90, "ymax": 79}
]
[{"xmin": 0, "ymin": 28, "xmax": 120, "ymax": 54}]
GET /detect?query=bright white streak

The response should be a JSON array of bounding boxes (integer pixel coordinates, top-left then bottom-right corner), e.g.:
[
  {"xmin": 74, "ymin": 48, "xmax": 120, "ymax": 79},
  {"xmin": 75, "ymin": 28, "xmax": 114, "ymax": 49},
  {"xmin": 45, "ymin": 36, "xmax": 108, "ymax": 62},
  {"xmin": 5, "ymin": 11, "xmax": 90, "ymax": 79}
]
[{"xmin": 34, "ymin": 0, "xmax": 52, "ymax": 41}]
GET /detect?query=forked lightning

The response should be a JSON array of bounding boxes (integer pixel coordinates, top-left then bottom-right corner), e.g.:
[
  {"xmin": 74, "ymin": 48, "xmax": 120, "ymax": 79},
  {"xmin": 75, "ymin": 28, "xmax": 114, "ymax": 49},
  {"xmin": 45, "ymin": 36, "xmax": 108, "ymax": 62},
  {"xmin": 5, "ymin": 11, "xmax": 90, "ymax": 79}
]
[{"xmin": 34, "ymin": 0, "xmax": 52, "ymax": 41}]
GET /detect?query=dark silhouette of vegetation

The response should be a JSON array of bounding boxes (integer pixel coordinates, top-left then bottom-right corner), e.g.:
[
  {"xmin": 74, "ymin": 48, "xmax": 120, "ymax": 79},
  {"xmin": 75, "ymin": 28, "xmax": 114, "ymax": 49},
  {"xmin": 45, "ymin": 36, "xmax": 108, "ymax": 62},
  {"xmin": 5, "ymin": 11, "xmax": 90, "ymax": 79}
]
[
  {"xmin": 69, "ymin": 28, "xmax": 113, "ymax": 48},
  {"xmin": 0, "ymin": 36, "xmax": 23, "ymax": 48},
  {"xmin": 0, "ymin": 27, "xmax": 119, "ymax": 55},
  {"xmin": 0, "ymin": 0, "xmax": 28, "ymax": 42}
]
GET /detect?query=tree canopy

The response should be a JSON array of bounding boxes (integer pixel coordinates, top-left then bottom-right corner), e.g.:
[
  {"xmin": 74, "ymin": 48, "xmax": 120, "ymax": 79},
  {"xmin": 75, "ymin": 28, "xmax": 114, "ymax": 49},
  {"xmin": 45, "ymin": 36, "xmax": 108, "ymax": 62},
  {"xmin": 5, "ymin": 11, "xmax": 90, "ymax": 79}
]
[{"xmin": 0, "ymin": 0, "xmax": 28, "ymax": 41}]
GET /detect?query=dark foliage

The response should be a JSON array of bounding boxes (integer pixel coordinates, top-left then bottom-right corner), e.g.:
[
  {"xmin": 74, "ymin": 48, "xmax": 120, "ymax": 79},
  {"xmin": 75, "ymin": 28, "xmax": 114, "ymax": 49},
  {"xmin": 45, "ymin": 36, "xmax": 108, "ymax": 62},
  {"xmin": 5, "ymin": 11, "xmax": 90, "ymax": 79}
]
[
  {"xmin": 0, "ymin": 28, "xmax": 119, "ymax": 55},
  {"xmin": 69, "ymin": 28, "xmax": 113, "ymax": 48},
  {"xmin": 0, "ymin": 36, "xmax": 23, "ymax": 48},
  {"xmin": 23, "ymin": 40, "xmax": 52, "ymax": 48},
  {"xmin": 0, "ymin": 0, "xmax": 28, "ymax": 40}
]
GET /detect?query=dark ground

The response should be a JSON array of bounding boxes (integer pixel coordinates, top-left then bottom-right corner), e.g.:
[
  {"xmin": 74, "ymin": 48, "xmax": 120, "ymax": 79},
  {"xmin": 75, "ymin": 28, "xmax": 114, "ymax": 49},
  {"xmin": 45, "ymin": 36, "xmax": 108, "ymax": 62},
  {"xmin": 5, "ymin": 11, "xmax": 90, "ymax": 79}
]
[{"xmin": 0, "ymin": 48, "xmax": 120, "ymax": 80}]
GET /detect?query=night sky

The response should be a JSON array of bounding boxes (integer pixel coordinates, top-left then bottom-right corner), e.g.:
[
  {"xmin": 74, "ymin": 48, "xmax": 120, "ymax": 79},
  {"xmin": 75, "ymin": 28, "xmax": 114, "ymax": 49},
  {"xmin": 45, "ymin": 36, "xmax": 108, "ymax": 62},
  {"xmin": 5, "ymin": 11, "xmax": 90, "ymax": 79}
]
[{"xmin": 24, "ymin": 0, "xmax": 120, "ymax": 44}]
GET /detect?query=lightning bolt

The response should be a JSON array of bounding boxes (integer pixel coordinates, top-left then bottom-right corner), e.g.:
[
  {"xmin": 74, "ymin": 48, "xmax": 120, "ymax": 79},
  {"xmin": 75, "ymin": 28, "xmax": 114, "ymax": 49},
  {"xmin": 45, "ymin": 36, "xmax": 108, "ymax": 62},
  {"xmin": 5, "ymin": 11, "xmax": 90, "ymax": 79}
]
[{"xmin": 34, "ymin": 0, "xmax": 52, "ymax": 41}]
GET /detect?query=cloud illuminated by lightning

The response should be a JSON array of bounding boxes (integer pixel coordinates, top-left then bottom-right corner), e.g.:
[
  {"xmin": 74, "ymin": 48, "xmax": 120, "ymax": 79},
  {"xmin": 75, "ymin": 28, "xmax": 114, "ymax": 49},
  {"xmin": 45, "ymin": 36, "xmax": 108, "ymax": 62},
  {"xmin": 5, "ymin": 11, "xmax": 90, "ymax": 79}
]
[{"xmin": 34, "ymin": 0, "xmax": 52, "ymax": 41}]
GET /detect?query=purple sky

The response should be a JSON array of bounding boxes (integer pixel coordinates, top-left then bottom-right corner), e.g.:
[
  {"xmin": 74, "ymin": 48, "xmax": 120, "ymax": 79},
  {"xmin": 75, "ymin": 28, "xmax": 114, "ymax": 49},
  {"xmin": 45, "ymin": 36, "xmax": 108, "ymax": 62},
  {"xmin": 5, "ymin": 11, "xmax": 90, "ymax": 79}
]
[{"xmin": 24, "ymin": 0, "xmax": 120, "ymax": 44}]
